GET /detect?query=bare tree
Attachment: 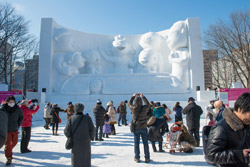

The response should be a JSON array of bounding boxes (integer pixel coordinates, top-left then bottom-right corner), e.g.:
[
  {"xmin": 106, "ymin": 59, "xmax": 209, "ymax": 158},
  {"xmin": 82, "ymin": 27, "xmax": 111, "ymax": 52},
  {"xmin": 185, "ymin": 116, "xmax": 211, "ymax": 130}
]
[
  {"xmin": 205, "ymin": 9, "xmax": 250, "ymax": 88},
  {"xmin": 0, "ymin": 3, "xmax": 36, "ymax": 90}
]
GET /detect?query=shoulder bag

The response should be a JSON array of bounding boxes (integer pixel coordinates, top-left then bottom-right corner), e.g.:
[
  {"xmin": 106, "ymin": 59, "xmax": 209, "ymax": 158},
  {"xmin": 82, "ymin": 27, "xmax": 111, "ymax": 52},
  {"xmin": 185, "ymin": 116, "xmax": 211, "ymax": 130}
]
[{"xmin": 65, "ymin": 115, "xmax": 83, "ymax": 150}]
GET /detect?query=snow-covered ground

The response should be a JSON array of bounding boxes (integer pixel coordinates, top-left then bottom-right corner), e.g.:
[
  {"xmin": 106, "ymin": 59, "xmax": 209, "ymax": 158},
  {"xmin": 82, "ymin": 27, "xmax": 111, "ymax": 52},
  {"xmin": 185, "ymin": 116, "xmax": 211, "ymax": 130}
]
[{"xmin": 0, "ymin": 113, "xmax": 212, "ymax": 167}]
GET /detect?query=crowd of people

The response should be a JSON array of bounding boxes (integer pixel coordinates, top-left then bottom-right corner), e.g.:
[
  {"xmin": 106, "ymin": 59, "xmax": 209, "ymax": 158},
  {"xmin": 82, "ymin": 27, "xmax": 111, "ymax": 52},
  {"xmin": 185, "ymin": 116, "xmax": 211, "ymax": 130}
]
[{"xmin": 1, "ymin": 92, "xmax": 250, "ymax": 167}]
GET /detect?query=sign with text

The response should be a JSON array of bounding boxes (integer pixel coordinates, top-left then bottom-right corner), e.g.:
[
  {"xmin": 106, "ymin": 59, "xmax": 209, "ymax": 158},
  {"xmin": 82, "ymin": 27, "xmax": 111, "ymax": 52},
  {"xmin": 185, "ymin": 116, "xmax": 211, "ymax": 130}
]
[
  {"xmin": 219, "ymin": 88, "xmax": 250, "ymax": 106},
  {"xmin": 0, "ymin": 91, "xmax": 22, "ymax": 103}
]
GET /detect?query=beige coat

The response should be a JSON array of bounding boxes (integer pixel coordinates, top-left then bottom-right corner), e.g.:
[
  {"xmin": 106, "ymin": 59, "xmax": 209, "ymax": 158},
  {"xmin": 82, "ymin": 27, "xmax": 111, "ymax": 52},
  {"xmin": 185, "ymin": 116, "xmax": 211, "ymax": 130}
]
[
  {"xmin": 107, "ymin": 102, "xmax": 117, "ymax": 124},
  {"xmin": 44, "ymin": 105, "xmax": 52, "ymax": 118}
]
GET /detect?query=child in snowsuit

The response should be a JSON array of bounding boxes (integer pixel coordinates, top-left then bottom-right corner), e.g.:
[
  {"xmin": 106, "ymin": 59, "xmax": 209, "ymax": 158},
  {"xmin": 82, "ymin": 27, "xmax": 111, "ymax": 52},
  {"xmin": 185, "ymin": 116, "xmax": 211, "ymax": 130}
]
[{"xmin": 103, "ymin": 114, "xmax": 111, "ymax": 138}]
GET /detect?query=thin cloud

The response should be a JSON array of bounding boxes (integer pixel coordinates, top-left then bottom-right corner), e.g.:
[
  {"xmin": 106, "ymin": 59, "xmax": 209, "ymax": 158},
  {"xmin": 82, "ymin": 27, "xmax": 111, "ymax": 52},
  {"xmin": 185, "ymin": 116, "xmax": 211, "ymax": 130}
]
[{"xmin": 12, "ymin": 3, "xmax": 25, "ymax": 13}]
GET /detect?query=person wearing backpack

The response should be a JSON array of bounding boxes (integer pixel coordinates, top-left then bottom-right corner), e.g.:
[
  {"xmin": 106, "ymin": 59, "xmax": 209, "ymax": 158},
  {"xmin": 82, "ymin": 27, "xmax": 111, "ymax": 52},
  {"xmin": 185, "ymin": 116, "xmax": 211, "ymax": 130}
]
[
  {"xmin": 64, "ymin": 103, "xmax": 95, "ymax": 167},
  {"xmin": 207, "ymin": 92, "xmax": 250, "ymax": 167}
]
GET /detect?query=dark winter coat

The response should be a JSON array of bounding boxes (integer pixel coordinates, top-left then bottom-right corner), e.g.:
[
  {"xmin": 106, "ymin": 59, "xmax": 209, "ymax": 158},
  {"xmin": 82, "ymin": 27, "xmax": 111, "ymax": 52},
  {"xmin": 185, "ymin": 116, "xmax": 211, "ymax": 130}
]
[
  {"xmin": 0, "ymin": 110, "xmax": 8, "ymax": 148},
  {"xmin": 93, "ymin": 104, "xmax": 106, "ymax": 126},
  {"xmin": 128, "ymin": 96, "xmax": 149, "ymax": 130},
  {"xmin": 174, "ymin": 106, "xmax": 183, "ymax": 117},
  {"xmin": 1, "ymin": 103, "xmax": 23, "ymax": 132},
  {"xmin": 50, "ymin": 106, "xmax": 64, "ymax": 123},
  {"xmin": 182, "ymin": 102, "xmax": 203, "ymax": 130},
  {"xmin": 117, "ymin": 103, "xmax": 127, "ymax": 114},
  {"xmin": 207, "ymin": 108, "xmax": 250, "ymax": 167},
  {"xmin": 64, "ymin": 112, "xmax": 95, "ymax": 167},
  {"xmin": 148, "ymin": 118, "xmax": 168, "ymax": 142}
]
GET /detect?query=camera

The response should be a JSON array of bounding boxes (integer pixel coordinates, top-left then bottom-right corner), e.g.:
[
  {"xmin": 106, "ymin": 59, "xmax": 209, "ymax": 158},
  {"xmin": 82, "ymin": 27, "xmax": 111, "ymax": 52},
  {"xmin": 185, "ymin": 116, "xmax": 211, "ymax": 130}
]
[{"xmin": 32, "ymin": 99, "xmax": 39, "ymax": 103}]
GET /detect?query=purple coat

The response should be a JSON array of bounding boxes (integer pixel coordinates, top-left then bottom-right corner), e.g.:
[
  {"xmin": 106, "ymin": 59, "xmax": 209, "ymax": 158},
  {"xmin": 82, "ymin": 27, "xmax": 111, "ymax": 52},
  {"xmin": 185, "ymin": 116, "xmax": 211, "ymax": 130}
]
[{"xmin": 103, "ymin": 122, "xmax": 111, "ymax": 134}]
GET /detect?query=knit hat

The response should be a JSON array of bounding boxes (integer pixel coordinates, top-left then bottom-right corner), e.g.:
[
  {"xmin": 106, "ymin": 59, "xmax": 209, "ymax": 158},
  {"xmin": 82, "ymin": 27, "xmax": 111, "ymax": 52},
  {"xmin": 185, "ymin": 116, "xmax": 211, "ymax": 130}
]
[
  {"xmin": 6, "ymin": 96, "xmax": 16, "ymax": 102},
  {"xmin": 68, "ymin": 101, "xmax": 72, "ymax": 105},
  {"xmin": 74, "ymin": 103, "xmax": 85, "ymax": 113},
  {"xmin": 97, "ymin": 99, "xmax": 102, "ymax": 104},
  {"xmin": 188, "ymin": 97, "xmax": 195, "ymax": 102}
]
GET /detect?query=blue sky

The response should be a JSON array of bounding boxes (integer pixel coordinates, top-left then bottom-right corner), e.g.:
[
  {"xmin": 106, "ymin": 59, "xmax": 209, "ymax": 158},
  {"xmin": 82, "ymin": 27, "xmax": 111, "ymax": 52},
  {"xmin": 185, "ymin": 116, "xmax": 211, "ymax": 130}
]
[{"xmin": 2, "ymin": 0, "xmax": 250, "ymax": 48}]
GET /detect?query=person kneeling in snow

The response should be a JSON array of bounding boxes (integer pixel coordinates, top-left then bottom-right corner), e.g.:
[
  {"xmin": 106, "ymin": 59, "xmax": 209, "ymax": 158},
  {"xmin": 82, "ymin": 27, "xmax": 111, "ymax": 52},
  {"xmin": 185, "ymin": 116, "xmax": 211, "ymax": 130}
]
[
  {"xmin": 179, "ymin": 123, "xmax": 197, "ymax": 153},
  {"xmin": 167, "ymin": 122, "xmax": 197, "ymax": 153},
  {"xmin": 147, "ymin": 115, "xmax": 169, "ymax": 152}
]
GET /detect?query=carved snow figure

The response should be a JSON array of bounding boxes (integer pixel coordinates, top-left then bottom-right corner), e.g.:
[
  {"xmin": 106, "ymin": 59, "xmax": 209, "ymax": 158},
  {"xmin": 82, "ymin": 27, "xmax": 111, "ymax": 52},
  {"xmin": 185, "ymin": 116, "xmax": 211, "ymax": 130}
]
[
  {"xmin": 138, "ymin": 48, "xmax": 159, "ymax": 73},
  {"xmin": 167, "ymin": 21, "xmax": 190, "ymax": 89},
  {"xmin": 53, "ymin": 28, "xmax": 75, "ymax": 52},
  {"xmin": 53, "ymin": 52, "xmax": 85, "ymax": 92},
  {"xmin": 139, "ymin": 32, "xmax": 171, "ymax": 73},
  {"xmin": 84, "ymin": 50, "xmax": 103, "ymax": 74},
  {"xmin": 102, "ymin": 35, "xmax": 138, "ymax": 73}
]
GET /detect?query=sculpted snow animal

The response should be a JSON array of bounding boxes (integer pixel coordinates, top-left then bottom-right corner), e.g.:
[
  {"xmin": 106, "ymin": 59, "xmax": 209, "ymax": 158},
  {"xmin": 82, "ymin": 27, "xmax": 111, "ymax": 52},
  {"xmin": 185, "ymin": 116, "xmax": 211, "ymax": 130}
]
[{"xmin": 167, "ymin": 21, "xmax": 190, "ymax": 89}]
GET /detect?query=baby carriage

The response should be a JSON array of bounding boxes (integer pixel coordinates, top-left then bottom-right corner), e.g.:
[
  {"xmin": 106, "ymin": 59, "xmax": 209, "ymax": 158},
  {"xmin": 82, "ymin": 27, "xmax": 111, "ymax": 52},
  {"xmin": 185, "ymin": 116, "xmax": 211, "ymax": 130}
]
[{"xmin": 165, "ymin": 122, "xmax": 184, "ymax": 153}]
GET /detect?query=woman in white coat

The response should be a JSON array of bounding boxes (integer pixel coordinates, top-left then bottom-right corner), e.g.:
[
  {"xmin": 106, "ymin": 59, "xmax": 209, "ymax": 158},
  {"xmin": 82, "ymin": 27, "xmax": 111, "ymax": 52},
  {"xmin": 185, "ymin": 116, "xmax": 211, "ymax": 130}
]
[
  {"xmin": 107, "ymin": 101, "xmax": 117, "ymax": 135},
  {"xmin": 44, "ymin": 102, "xmax": 52, "ymax": 129}
]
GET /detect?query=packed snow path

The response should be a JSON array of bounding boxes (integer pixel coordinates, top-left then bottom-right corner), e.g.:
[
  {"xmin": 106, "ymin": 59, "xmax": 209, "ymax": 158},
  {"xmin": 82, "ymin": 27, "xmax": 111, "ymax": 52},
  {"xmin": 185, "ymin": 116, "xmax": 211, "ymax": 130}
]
[{"xmin": 0, "ymin": 119, "xmax": 211, "ymax": 167}]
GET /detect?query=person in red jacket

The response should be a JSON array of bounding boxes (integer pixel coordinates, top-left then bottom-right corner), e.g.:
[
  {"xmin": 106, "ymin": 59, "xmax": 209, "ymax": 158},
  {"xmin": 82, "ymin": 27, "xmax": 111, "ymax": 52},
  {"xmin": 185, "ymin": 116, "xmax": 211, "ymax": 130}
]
[{"xmin": 20, "ymin": 99, "xmax": 40, "ymax": 153}]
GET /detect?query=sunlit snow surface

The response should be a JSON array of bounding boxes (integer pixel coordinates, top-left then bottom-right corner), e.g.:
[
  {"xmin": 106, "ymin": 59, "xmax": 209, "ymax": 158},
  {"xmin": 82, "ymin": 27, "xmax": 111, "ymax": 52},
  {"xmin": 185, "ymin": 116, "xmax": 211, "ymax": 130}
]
[{"xmin": 0, "ymin": 114, "xmax": 212, "ymax": 167}]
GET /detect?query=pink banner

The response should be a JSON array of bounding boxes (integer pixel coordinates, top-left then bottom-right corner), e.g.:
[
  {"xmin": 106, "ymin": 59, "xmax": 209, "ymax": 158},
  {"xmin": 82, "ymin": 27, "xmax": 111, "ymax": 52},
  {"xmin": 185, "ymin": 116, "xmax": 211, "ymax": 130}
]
[
  {"xmin": 0, "ymin": 91, "xmax": 22, "ymax": 103},
  {"xmin": 220, "ymin": 88, "xmax": 250, "ymax": 101}
]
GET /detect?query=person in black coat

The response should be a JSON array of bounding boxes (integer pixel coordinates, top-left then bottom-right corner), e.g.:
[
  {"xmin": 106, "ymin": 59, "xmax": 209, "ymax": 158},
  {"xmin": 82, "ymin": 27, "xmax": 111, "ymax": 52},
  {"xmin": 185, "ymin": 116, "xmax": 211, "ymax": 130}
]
[
  {"xmin": 0, "ymin": 109, "xmax": 8, "ymax": 148},
  {"xmin": 93, "ymin": 99, "xmax": 106, "ymax": 141},
  {"xmin": 50, "ymin": 104, "xmax": 64, "ymax": 135},
  {"xmin": 207, "ymin": 92, "xmax": 250, "ymax": 167},
  {"xmin": 64, "ymin": 103, "xmax": 95, "ymax": 167},
  {"xmin": 182, "ymin": 97, "xmax": 203, "ymax": 146},
  {"xmin": 1, "ymin": 96, "xmax": 23, "ymax": 165},
  {"xmin": 147, "ymin": 115, "xmax": 169, "ymax": 152}
]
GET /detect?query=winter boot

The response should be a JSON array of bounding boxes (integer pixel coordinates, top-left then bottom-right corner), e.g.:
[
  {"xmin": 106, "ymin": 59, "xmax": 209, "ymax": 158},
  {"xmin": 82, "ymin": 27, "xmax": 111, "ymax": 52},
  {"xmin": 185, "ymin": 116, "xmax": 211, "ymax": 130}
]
[
  {"xmin": 159, "ymin": 141, "xmax": 165, "ymax": 152},
  {"xmin": 134, "ymin": 158, "xmax": 140, "ymax": 163},
  {"xmin": 145, "ymin": 158, "xmax": 150, "ymax": 163},
  {"xmin": 106, "ymin": 134, "xmax": 109, "ymax": 138},
  {"xmin": 152, "ymin": 142, "xmax": 157, "ymax": 152},
  {"xmin": 6, "ymin": 158, "xmax": 12, "ymax": 166}
]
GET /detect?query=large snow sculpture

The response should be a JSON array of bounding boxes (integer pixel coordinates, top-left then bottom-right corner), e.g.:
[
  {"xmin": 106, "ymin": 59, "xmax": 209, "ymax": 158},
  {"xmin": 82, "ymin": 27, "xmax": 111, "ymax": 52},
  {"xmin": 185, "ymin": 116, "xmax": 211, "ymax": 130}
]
[{"xmin": 39, "ymin": 18, "xmax": 205, "ymax": 103}]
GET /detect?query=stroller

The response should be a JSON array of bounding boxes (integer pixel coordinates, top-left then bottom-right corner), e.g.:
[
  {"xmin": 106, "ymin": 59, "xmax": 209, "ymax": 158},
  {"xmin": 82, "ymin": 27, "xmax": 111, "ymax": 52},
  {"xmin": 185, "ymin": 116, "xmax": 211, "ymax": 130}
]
[{"xmin": 165, "ymin": 122, "xmax": 184, "ymax": 153}]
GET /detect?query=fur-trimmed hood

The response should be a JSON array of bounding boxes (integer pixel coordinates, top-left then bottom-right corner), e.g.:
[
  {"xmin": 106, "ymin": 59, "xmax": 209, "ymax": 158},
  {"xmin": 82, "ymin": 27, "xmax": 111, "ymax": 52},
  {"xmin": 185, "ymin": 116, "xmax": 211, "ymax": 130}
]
[{"xmin": 222, "ymin": 108, "xmax": 244, "ymax": 131}]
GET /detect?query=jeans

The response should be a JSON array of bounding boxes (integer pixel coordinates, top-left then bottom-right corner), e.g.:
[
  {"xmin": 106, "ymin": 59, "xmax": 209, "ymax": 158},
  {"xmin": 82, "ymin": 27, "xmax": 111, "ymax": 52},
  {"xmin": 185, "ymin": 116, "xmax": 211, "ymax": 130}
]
[
  {"xmin": 95, "ymin": 125, "xmax": 103, "ymax": 140},
  {"xmin": 134, "ymin": 128, "xmax": 150, "ymax": 159},
  {"xmin": 21, "ymin": 127, "xmax": 31, "ymax": 152}
]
